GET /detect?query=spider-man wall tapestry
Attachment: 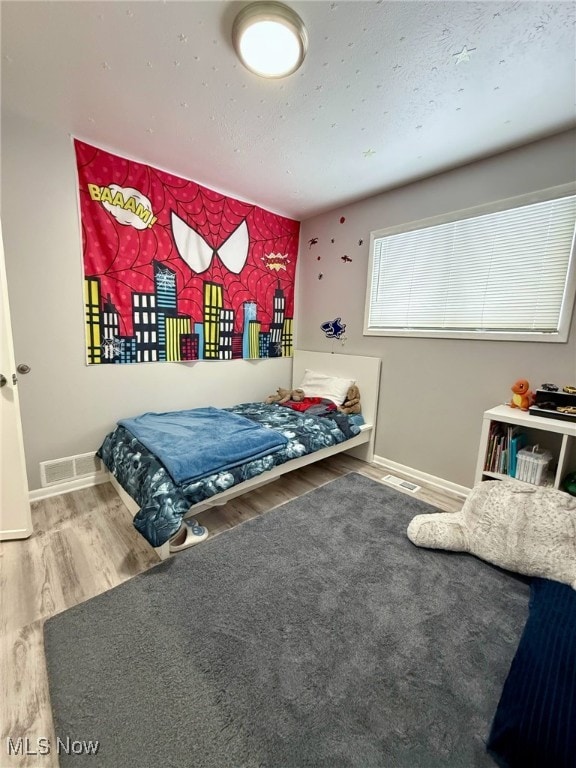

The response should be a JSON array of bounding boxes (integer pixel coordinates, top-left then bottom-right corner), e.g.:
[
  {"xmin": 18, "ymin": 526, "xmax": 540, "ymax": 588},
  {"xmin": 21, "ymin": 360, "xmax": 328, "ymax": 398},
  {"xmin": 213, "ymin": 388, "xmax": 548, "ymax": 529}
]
[{"xmin": 75, "ymin": 140, "xmax": 300, "ymax": 365}]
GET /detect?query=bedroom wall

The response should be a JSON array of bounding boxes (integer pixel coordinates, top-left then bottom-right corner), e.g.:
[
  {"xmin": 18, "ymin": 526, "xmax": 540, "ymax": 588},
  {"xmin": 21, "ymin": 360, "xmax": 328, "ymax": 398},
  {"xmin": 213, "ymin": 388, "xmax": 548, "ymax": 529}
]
[
  {"xmin": 1, "ymin": 112, "xmax": 292, "ymax": 491},
  {"xmin": 297, "ymin": 129, "xmax": 576, "ymax": 490}
]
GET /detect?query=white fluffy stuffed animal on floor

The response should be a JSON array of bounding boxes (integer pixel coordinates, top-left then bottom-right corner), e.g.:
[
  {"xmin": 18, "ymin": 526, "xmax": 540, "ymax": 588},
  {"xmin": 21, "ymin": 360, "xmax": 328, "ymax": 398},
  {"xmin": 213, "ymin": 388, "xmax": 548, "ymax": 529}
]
[{"xmin": 407, "ymin": 480, "xmax": 576, "ymax": 589}]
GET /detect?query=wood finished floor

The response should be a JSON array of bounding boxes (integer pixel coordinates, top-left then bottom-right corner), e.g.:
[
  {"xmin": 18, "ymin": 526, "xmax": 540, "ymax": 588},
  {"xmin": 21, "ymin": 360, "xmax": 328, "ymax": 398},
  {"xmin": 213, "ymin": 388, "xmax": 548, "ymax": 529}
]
[{"xmin": 0, "ymin": 456, "xmax": 463, "ymax": 767}]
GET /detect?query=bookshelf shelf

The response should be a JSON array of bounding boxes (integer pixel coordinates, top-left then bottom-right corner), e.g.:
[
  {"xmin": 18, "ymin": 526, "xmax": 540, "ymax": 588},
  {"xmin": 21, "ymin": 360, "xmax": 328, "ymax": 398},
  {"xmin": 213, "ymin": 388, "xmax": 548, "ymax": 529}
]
[{"xmin": 475, "ymin": 404, "xmax": 576, "ymax": 489}]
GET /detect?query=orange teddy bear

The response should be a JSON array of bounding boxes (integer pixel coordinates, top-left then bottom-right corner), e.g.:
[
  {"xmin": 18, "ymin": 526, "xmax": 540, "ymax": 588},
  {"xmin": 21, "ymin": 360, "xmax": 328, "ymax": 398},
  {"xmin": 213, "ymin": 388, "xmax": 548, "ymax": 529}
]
[{"xmin": 509, "ymin": 379, "xmax": 534, "ymax": 411}]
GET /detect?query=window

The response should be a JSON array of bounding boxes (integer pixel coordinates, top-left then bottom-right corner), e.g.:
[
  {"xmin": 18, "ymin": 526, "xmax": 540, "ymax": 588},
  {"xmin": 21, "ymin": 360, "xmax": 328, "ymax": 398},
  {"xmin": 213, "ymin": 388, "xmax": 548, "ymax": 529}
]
[{"xmin": 364, "ymin": 186, "xmax": 576, "ymax": 342}]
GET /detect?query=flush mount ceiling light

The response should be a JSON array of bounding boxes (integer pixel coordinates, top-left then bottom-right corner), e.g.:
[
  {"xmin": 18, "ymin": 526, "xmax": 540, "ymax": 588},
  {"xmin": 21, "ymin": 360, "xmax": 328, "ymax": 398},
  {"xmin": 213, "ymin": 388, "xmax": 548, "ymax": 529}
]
[{"xmin": 232, "ymin": 1, "xmax": 308, "ymax": 79}]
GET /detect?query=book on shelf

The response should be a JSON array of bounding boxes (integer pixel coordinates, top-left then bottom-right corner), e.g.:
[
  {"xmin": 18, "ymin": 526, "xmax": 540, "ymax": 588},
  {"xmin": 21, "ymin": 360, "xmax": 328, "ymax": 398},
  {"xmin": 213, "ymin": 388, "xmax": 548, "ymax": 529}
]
[
  {"xmin": 483, "ymin": 423, "xmax": 527, "ymax": 477},
  {"xmin": 508, "ymin": 428, "xmax": 527, "ymax": 478},
  {"xmin": 485, "ymin": 422, "xmax": 504, "ymax": 473}
]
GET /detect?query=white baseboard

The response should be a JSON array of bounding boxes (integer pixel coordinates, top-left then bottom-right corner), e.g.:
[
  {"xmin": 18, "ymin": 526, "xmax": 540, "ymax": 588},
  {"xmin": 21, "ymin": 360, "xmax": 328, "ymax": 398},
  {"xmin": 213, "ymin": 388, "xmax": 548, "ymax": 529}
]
[
  {"xmin": 0, "ymin": 526, "xmax": 33, "ymax": 541},
  {"xmin": 29, "ymin": 472, "xmax": 109, "ymax": 502},
  {"xmin": 372, "ymin": 455, "xmax": 471, "ymax": 499}
]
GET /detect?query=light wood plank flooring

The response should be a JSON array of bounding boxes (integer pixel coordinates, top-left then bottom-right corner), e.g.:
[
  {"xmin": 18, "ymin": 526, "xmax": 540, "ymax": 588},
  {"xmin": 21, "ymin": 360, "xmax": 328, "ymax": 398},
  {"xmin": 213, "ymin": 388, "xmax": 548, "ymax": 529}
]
[{"xmin": 0, "ymin": 456, "xmax": 463, "ymax": 767}]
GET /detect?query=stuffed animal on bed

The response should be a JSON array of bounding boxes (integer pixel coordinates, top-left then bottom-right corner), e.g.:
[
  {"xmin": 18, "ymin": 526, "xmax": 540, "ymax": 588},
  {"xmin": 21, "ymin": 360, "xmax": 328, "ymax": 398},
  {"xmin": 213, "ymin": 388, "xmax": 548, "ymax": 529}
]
[
  {"xmin": 338, "ymin": 384, "xmax": 361, "ymax": 415},
  {"xmin": 265, "ymin": 387, "xmax": 305, "ymax": 405},
  {"xmin": 407, "ymin": 480, "xmax": 576, "ymax": 589}
]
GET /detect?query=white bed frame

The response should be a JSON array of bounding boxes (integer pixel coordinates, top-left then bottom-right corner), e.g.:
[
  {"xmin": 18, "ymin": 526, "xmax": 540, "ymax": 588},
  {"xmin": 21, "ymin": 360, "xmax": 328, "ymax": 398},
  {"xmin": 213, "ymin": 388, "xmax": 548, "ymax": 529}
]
[{"xmin": 109, "ymin": 350, "xmax": 381, "ymax": 559}]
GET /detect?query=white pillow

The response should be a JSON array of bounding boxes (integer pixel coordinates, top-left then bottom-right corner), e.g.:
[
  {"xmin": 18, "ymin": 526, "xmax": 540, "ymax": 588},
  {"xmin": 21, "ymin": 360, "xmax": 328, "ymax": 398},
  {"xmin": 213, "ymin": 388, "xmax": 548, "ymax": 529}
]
[{"xmin": 298, "ymin": 369, "xmax": 354, "ymax": 406}]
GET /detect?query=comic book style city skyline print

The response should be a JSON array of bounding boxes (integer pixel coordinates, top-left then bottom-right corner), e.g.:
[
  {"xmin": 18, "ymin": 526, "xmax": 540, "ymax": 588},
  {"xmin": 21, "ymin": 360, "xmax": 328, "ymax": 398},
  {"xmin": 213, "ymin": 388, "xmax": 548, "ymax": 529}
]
[{"xmin": 76, "ymin": 140, "xmax": 300, "ymax": 364}]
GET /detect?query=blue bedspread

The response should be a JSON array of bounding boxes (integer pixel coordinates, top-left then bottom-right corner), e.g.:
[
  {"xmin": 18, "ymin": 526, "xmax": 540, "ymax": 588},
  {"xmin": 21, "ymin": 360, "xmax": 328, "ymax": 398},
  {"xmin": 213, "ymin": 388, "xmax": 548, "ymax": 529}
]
[
  {"xmin": 98, "ymin": 402, "xmax": 361, "ymax": 547},
  {"xmin": 118, "ymin": 407, "xmax": 288, "ymax": 484}
]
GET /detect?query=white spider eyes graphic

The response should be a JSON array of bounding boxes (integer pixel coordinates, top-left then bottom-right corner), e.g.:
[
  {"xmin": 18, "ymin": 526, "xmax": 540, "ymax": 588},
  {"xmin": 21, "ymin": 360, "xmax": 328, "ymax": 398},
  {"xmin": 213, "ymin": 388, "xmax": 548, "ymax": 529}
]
[{"xmin": 171, "ymin": 211, "xmax": 249, "ymax": 274}]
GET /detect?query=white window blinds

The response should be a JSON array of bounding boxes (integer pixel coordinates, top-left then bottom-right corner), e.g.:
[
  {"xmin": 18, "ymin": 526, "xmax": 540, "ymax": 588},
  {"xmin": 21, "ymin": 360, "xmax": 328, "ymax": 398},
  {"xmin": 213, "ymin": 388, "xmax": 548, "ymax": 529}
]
[{"xmin": 365, "ymin": 193, "xmax": 576, "ymax": 341}]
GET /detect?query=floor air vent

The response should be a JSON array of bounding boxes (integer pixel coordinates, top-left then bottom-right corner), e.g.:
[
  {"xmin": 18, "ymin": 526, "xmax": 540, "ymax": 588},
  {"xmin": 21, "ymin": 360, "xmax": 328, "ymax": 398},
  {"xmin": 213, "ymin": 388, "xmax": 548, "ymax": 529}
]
[
  {"xmin": 381, "ymin": 474, "xmax": 421, "ymax": 493},
  {"xmin": 40, "ymin": 453, "xmax": 103, "ymax": 487}
]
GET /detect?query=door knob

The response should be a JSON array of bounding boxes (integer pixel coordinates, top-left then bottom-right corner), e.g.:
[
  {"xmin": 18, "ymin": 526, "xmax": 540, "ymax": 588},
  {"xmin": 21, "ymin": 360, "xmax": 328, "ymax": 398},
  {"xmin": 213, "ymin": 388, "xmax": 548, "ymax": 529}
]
[
  {"xmin": 16, "ymin": 364, "xmax": 31, "ymax": 374},
  {"xmin": 0, "ymin": 374, "xmax": 6, "ymax": 388}
]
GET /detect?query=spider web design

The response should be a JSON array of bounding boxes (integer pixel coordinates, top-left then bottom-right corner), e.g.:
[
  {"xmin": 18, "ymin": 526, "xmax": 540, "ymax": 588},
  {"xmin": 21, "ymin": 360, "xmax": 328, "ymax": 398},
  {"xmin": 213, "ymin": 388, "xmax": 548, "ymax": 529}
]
[{"xmin": 76, "ymin": 140, "xmax": 299, "ymax": 340}]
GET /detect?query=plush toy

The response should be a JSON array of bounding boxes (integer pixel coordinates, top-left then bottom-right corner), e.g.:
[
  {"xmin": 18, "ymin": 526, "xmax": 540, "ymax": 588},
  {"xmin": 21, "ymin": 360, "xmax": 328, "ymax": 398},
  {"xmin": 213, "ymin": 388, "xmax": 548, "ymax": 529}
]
[
  {"xmin": 509, "ymin": 379, "xmax": 534, "ymax": 411},
  {"xmin": 265, "ymin": 387, "xmax": 291, "ymax": 404},
  {"xmin": 338, "ymin": 384, "xmax": 361, "ymax": 415},
  {"xmin": 407, "ymin": 480, "xmax": 576, "ymax": 589},
  {"xmin": 265, "ymin": 387, "xmax": 305, "ymax": 405}
]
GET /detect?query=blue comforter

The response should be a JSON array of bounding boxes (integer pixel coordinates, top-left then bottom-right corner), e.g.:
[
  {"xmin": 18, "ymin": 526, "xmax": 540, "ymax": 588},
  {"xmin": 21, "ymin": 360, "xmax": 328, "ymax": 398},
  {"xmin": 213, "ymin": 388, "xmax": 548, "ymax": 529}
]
[
  {"xmin": 98, "ymin": 402, "xmax": 361, "ymax": 547},
  {"xmin": 118, "ymin": 407, "xmax": 288, "ymax": 484}
]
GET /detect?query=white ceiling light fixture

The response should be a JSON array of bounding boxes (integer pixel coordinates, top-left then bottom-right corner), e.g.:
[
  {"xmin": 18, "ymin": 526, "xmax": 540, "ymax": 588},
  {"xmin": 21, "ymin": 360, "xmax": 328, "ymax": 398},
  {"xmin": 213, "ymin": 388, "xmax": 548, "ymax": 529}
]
[{"xmin": 232, "ymin": 1, "xmax": 308, "ymax": 79}]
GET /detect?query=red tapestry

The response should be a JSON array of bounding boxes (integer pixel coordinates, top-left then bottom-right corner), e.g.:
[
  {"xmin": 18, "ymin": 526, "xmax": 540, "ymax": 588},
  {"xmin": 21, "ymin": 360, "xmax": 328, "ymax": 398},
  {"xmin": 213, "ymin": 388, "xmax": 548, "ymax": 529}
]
[{"xmin": 75, "ymin": 140, "xmax": 300, "ymax": 364}]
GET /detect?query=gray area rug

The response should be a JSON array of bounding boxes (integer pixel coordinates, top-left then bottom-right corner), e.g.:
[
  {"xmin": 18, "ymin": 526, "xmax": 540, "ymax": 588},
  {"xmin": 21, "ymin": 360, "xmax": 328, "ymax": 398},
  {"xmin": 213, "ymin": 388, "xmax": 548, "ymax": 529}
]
[{"xmin": 44, "ymin": 473, "xmax": 530, "ymax": 767}]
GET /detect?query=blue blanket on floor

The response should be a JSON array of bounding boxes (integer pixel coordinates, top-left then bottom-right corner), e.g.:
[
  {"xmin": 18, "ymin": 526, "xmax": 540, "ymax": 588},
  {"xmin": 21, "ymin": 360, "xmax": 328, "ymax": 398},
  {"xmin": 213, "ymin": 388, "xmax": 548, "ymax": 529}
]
[{"xmin": 119, "ymin": 406, "xmax": 288, "ymax": 484}]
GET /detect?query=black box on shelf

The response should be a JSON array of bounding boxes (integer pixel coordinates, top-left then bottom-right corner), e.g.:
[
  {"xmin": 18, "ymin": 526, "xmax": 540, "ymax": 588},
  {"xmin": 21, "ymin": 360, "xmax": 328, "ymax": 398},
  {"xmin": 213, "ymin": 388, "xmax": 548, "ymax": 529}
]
[{"xmin": 529, "ymin": 389, "xmax": 576, "ymax": 423}]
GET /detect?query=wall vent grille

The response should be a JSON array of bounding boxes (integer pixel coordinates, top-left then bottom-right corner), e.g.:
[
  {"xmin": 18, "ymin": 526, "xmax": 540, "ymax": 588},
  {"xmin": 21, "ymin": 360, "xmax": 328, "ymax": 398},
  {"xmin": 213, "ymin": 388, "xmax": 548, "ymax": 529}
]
[
  {"xmin": 40, "ymin": 453, "xmax": 103, "ymax": 487},
  {"xmin": 381, "ymin": 474, "xmax": 421, "ymax": 493}
]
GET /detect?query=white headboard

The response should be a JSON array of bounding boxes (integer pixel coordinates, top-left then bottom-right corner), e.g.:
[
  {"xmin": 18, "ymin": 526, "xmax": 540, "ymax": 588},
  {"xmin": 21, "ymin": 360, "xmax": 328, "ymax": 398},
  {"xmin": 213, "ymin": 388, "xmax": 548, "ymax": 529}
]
[{"xmin": 292, "ymin": 350, "xmax": 381, "ymax": 430}]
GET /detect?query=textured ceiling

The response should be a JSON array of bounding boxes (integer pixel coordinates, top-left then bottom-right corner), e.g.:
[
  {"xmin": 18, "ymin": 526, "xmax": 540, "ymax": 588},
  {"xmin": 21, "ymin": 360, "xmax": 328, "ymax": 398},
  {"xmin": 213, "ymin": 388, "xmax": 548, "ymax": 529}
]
[{"xmin": 2, "ymin": 1, "xmax": 575, "ymax": 219}]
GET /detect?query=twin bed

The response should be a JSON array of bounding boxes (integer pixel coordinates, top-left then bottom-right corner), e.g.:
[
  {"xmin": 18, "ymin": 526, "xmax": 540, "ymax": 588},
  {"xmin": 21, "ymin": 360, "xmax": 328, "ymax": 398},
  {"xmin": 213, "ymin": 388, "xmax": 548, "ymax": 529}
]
[{"xmin": 99, "ymin": 351, "xmax": 381, "ymax": 558}]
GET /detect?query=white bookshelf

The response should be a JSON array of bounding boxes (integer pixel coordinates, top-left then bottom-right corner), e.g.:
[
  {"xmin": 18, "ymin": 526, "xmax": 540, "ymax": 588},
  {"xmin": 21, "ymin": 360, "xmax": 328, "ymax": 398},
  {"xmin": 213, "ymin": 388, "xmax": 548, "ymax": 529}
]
[{"xmin": 475, "ymin": 404, "xmax": 576, "ymax": 489}]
